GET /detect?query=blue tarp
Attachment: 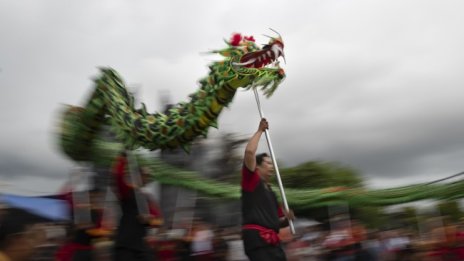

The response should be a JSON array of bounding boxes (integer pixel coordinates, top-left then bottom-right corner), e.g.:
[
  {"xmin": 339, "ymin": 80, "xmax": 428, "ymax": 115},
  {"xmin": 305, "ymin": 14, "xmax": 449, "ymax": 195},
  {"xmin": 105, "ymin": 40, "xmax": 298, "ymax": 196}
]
[{"xmin": 1, "ymin": 194, "xmax": 70, "ymax": 221}]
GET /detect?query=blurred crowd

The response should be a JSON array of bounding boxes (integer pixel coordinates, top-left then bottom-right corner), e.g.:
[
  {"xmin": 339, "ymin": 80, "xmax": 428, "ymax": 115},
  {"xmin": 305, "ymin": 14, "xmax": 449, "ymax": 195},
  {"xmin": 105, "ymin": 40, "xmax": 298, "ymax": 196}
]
[
  {"xmin": 281, "ymin": 216, "xmax": 464, "ymax": 261},
  {"xmin": 3, "ymin": 206, "xmax": 464, "ymax": 261},
  {"xmin": 2, "ymin": 151, "xmax": 464, "ymax": 261}
]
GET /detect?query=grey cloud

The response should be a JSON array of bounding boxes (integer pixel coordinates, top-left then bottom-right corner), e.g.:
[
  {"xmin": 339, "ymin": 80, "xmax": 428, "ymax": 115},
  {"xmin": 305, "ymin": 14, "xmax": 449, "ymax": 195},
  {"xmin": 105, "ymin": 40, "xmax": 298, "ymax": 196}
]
[{"xmin": 0, "ymin": 151, "xmax": 66, "ymax": 180}]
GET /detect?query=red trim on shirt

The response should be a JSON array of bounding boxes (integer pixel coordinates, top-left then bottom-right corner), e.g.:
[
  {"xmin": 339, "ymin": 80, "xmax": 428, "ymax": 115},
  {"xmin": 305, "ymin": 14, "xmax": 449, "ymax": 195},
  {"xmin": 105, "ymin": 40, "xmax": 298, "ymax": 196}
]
[
  {"xmin": 112, "ymin": 156, "xmax": 132, "ymax": 199},
  {"xmin": 277, "ymin": 205, "xmax": 285, "ymax": 218},
  {"xmin": 241, "ymin": 164, "xmax": 260, "ymax": 192}
]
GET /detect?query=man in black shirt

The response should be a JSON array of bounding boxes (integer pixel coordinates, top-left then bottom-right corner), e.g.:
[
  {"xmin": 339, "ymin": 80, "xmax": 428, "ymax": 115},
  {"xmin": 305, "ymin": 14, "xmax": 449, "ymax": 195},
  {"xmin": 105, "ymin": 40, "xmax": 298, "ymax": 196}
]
[
  {"xmin": 112, "ymin": 153, "xmax": 163, "ymax": 261},
  {"xmin": 241, "ymin": 118, "xmax": 292, "ymax": 261}
]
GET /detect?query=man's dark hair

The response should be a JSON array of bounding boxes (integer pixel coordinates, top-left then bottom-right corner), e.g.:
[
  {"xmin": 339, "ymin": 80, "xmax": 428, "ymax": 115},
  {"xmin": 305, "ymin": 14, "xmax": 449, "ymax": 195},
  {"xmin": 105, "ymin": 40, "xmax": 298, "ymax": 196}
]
[{"xmin": 256, "ymin": 153, "xmax": 269, "ymax": 166}]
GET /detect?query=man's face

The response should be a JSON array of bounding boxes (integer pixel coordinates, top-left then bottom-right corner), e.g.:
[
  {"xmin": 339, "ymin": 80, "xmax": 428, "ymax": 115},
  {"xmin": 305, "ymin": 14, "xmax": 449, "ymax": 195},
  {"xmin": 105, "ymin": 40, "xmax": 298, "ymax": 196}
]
[{"xmin": 258, "ymin": 156, "xmax": 274, "ymax": 179}]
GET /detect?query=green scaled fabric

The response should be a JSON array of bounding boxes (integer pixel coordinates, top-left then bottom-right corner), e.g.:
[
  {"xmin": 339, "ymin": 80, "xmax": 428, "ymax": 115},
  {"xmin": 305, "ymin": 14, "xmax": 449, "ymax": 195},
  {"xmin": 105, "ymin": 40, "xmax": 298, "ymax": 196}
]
[
  {"xmin": 141, "ymin": 156, "xmax": 464, "ymax": 210},
  {"xmin": 58, "ymin": 32, "xmax": 286, "ymax": 162}
]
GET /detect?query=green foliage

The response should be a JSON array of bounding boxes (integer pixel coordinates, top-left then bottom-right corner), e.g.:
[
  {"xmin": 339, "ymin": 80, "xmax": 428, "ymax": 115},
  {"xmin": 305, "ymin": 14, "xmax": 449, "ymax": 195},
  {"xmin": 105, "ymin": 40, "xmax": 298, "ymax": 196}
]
[
  {"xmin": 438, "ymin": 200, "xmax": 463, "ymax": 222},
  {"xmin": 352, "ymin": 206, "xmax": 388, "ymax": 229},
  {"xmin": 398, "ymin": 206, "xmax": 419, "ymax": 231},
  {"xmin": 279, "ymin": 161, "xmax": 364, "ymax": 189}
]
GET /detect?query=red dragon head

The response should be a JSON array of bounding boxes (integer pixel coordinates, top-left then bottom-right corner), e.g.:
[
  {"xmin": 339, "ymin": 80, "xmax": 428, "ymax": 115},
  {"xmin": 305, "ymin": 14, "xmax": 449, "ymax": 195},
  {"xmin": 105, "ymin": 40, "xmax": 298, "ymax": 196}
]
[{"xmin": 229, "ymin": 29, "xmax": 285, "ymax": 69}]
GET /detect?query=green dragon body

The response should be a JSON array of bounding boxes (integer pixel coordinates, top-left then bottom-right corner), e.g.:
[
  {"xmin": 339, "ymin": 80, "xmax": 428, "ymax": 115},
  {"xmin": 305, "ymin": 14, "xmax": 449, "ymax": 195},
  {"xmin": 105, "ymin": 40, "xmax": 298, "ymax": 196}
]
[
  {"xmin": 146, "ymin": 158, "xmax": 464, "ymax": 209},
  {"xmin": 60, "ymin": 32, "xmax": 285, "ymax": 162}
]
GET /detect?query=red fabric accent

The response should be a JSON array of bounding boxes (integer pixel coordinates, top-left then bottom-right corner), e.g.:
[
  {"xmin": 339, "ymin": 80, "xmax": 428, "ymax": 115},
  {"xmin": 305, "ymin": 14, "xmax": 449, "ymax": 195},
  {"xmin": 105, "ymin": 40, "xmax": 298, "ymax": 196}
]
[
  {"xmin": 58, "ymin": 192, "xmax": 73, "ymax": 210},
  {"xmin": 244, "ymin": 35, "xmax": 255, "ymax": 42},
  {"xmin": 243, "ymin": 224, "xmax": 280, "ymax": 246},
  {"xmin": 55, "ymin": 242, "xmax": 93, "ymax": 261},
  {"xmin": 277, "ymin": 205, "xmax": 285, "ymax": 218},
  {"xmin": 230, "ymin": 33, "xmax": 242, "ymax": 46},
  {"xmin": 456, "ymin": 246, "xmax": 464, "ymax": 259},
  {"xmin": 57, "ymin": 182, "xmax": 74, "ymax": 208},
  {"xmin": 112, "ymin": 156, "xmax": 131, "ymax": 199},
  {"xmin": 241, "ymin": 165, "xmax": 260, "ymax": 192},
  {"xmin": 147, "ymin": 195, "xmax": 162, "ymax": 218},
  {"xmin": 156, "ymin": 240, "xmax": 178, "ymax": 261}
]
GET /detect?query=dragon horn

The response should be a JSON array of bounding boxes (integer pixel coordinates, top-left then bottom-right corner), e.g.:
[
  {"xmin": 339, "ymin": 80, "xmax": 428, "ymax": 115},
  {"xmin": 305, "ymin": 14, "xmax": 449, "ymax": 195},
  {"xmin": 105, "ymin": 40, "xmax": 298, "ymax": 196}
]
[{"xmin": 269, "ymin": 28, "xmax": 282, "ymax": 39}]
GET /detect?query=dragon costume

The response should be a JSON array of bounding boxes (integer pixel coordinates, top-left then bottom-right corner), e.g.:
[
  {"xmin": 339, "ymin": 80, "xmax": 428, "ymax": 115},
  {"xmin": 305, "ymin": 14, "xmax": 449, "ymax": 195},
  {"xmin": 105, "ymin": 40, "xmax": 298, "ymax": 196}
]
[
  {"xmin": 59, "ymin": 32, "xmax": 285, "ymax": 162},
  {"xmin": 57, "ymin": 31, "xmax": 464, "ymax": 211}
]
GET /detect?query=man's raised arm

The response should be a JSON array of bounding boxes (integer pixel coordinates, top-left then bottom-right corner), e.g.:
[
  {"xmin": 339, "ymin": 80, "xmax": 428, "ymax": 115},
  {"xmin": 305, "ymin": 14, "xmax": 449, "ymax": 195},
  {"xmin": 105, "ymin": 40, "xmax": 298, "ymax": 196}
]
[{"xmin": 244, "ymin": 118, "xmax": 268, "ymax": 171}]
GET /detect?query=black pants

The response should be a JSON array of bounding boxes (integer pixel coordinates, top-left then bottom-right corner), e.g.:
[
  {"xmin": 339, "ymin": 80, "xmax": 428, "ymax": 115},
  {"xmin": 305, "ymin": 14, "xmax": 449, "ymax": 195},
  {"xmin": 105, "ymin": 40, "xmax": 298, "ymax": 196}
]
[
  {"xmin": 114, "ymin": 247, "xmax": 154, "ymax": 261},
  {"xmin": 72, "ymin": 249, "xmax": 93, "ymax": 261},
  {"xmin": 245, "ymin": 245, "xmax": 287, "ymax": 261}
]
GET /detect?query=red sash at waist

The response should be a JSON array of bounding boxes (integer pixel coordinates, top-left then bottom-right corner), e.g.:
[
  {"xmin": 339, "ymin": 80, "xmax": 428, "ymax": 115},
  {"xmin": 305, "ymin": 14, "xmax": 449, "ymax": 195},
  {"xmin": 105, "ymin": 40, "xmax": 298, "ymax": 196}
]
[{"xmin": 243, "ymin": 224, "xmax": 280, "ymax": 246}]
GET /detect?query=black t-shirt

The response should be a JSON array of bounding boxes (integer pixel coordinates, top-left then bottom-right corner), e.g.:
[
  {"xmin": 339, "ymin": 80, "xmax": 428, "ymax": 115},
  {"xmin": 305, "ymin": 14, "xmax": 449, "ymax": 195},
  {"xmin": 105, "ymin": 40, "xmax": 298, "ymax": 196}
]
[
  {"xmin": 114, "ymin": 190, "xmax": 150, "ymax": 250},
  {"xmin": 241, "ymin": 165, "xmax": 281, "ymax": 250}
]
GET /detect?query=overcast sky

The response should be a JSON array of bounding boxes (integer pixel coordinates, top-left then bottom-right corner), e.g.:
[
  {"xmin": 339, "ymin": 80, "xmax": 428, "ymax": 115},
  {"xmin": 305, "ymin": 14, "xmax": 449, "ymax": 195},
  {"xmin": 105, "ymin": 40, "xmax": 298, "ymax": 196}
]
[{"xmin": 1, "ymin": 0, "xmax": 464, "ymax": 195}]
